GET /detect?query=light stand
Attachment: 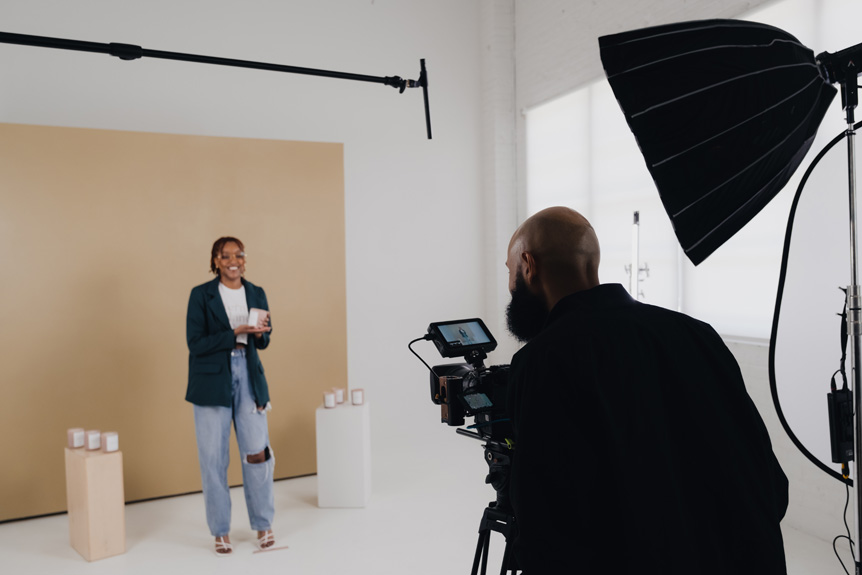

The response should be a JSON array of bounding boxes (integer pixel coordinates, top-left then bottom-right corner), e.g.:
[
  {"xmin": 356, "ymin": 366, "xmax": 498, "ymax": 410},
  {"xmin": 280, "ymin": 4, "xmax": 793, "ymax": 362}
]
[
  {"xmin": 627, "ymin": 211, "xmax": 640, "ymax": 299},
  {"xmin": 819, "ymin": 46, "xmax": 861, "ymax": 572},
  {"xmin": 845, "ymin": 73, "xmax": 861, "ymax": 575},
  {"xmin": 849, "ymin": 99, "xmax": 861, "ymax": 573},
  {"xmin": 0, "ymin": 31, "xmax": 432, "ymax": 139},
  {"xmin": 625, "ymin": 211, "xmax": 649, "ymax": 301}
]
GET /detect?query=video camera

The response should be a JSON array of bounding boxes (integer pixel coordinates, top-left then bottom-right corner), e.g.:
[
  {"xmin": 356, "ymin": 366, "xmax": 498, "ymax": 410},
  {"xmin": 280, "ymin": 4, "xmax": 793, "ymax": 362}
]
[
  {"xmin": 422, "ymin": 318, "xmax": 512, "ymax": 443},
  {"xmin": 411, "ymin": 318, "xmax": 519, "ymax": 570}
]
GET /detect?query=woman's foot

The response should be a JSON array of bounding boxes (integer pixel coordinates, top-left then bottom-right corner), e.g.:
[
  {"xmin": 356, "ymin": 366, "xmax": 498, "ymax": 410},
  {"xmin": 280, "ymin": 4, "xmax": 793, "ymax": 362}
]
[
  {"xmin": 256, "ymin": 529, "xmax": 275, "ymax": 550},
  {"xmin": 214, "ymin": 535, "xmax": 233, "ymax": 555}
]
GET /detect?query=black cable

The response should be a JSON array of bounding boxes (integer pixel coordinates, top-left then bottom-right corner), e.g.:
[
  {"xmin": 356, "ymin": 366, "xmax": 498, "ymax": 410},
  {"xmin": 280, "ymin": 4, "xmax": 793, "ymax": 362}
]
[
  {"xmin": 834, "ymin": 479, "xmax": 856, "ymax": 574},
  {"xmin": 843, "ymin": 471, "xmax": 856, "ymax": 563},
  {"xmin": 832, "ymin": 368, "xmax": 846, "ymax": 392},
  {"xmin": 837, "ymin": 287, "xmax": 849, "ymax": 390},
  {"xmin": 835, "ymin": 535, "xmax": 852, "ymax": 575},
  {"xmin": 769, "ymin": 120, "xmax": 862, "ymax": 487},
  {"xmin": 408, "ymin": 336, "xmax": 439, "ymax": 379}
]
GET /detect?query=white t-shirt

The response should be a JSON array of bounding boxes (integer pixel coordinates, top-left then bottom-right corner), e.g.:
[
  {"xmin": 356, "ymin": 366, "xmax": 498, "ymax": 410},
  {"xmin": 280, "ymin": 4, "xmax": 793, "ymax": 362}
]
[{"xmin": 218, "ymin": 282, "xmax": 249, "ymax": 345}]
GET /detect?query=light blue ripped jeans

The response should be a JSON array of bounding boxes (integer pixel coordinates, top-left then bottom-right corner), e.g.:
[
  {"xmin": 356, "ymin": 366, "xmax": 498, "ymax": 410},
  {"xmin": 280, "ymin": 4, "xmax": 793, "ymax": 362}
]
[{"xmin": 193, "ymin": 348, "xmax": 275, "ymax": 537}]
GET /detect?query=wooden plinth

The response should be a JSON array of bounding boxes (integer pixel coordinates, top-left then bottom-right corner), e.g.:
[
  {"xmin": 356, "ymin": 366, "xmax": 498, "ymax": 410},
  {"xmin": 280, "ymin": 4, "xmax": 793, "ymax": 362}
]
[{"xmin": 64, "ymin": 447, "xmax": 126, "ymax": 561}]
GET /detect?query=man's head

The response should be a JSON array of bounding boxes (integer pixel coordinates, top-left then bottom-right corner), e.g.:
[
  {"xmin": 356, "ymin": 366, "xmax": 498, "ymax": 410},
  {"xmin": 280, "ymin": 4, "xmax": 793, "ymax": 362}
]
[{"xmin": 505, "ymin": 207, "xmax": 601, "ymax": 342}]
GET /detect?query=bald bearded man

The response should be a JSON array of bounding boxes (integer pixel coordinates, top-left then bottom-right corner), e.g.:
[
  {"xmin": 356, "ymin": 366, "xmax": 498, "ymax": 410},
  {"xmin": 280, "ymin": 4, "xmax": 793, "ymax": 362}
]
[{"xmin": 504, "ymin": 207, "xmax": 787, "ymax": 574}]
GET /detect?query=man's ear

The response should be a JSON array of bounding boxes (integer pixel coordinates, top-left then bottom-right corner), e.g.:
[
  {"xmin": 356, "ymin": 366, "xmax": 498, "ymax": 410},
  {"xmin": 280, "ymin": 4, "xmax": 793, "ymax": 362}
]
[{"xmin": 521, "ymin": 251, "xmax": 538, "ymax": 285}]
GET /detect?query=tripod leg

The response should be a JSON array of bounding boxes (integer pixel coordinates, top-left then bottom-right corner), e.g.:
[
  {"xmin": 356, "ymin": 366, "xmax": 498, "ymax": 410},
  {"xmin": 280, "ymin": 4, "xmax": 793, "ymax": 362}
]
[
  {"xmin": 500, "ymin": 537, "xmax": 515, "ymax": 575},
  {"xmin": 480, "ymin": 531, "xmax": 491, "ymax": 575},
  {"xmin": 471, "ymin": 529, "xmax": 488, "ymax": 575}
]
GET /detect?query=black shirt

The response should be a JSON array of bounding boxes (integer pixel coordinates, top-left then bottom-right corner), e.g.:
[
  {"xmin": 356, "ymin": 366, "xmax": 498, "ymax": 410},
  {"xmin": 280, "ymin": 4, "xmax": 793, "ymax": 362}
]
[{"xmin": 507, "ymin": 284, "xmax": 787, "ymax": 574}]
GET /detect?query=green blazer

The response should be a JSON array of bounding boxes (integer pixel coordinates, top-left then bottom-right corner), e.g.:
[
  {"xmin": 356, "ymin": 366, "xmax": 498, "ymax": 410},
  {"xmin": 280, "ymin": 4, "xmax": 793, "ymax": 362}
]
[{"xmin": 185, "ymin": 277, "xmax": 271, "ymax": 407}]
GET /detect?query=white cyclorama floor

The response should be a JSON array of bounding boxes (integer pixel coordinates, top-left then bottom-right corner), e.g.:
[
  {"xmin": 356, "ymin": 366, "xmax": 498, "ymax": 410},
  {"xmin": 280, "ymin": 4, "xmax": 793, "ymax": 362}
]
[{"xmin": 0, "ymin": 455, "xmax": 845, "ymax": 575}]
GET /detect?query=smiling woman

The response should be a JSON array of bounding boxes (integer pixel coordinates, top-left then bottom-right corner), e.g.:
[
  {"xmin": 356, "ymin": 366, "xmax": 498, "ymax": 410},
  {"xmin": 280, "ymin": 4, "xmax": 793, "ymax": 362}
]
[{"xmin": 186, "ymin": 236, "xmax": 276, "ymax": 555}]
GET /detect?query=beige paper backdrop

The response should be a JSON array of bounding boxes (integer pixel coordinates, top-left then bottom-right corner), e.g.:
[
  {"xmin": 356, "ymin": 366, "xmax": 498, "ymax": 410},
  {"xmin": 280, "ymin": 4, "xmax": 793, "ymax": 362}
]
[{"xmin": 0, "ymin": 123, "xmax": 346, "ymax": 522}]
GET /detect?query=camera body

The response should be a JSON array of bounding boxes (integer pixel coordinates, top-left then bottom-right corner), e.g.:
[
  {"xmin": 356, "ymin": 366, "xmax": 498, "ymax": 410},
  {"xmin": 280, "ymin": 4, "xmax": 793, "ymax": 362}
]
[{"xmin": 427, "ymin": 318, "xmax": 512, "ymax": 441}]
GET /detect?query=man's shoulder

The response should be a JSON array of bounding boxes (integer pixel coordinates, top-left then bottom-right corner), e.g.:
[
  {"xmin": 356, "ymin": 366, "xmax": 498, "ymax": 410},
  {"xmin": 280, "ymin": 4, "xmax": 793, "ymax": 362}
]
[
  {"xmin": 632, "ymin": 300, "xmax": 721, "ymax": 337},
  {"xmin": 536, "ymin": 288, "xmax": 723, "ymax": 351},
  {"xmin": 559, "ymin": 285, "xmax": 715, "ymax": 329}
]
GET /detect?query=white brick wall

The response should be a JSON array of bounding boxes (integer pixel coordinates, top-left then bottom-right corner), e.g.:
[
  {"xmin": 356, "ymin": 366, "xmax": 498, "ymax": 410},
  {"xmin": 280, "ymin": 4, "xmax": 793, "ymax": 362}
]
[{"xmin": 480, "ymin": 0, "xmax": 521, "ymax": 362}]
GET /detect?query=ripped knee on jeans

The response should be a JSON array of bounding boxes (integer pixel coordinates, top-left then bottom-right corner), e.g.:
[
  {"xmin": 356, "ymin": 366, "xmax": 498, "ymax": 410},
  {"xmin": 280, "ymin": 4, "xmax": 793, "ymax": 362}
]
[{"xmin": 246, "ymin": 446, "xmax": 271, "ymax": 464}]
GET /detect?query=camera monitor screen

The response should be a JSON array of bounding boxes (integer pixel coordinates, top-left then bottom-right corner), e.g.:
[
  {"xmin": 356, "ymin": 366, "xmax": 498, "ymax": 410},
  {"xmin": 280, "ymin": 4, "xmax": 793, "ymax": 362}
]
[{"xmin": 428, "ymin": 318, "xmax": 497, "ymax": 358}]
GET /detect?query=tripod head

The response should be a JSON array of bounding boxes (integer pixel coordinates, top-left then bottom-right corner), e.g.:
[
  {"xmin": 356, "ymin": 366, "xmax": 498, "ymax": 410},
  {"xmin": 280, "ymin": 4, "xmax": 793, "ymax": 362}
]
[
  {"xmin": 461, "ymin": 431, "xmax": 520, "ymax": 575},
  {"xmin": 456, "ymin": 428, "xmax": 514, "ymax": 513}
]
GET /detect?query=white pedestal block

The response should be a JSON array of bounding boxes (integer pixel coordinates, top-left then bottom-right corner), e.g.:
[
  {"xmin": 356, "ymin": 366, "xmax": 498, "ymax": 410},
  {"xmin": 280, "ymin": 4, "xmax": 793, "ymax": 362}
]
[{"xmin": 315, "ymin": 401, "xmax": 371, "ymax": 508}]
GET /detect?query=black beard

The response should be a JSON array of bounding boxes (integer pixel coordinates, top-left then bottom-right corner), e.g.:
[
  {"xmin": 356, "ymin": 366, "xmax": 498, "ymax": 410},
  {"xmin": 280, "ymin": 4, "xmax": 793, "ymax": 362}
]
[{"xmin": 506, "ymin": 275, "xmax": 548, "ymax": 343}]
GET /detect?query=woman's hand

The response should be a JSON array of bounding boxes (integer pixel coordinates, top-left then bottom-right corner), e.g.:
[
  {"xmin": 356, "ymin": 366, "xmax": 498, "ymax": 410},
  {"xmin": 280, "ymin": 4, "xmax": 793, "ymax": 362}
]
[{"xmin": 234, "ymin": 324, "xmax": 271, "ymax": 337}]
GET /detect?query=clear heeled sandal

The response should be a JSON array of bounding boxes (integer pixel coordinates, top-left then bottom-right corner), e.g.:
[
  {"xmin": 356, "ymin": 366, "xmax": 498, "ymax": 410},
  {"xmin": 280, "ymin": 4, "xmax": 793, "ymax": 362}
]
[{"xmin": 214, "ymin": 535, "xmax": 233, "ymax": 556}]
